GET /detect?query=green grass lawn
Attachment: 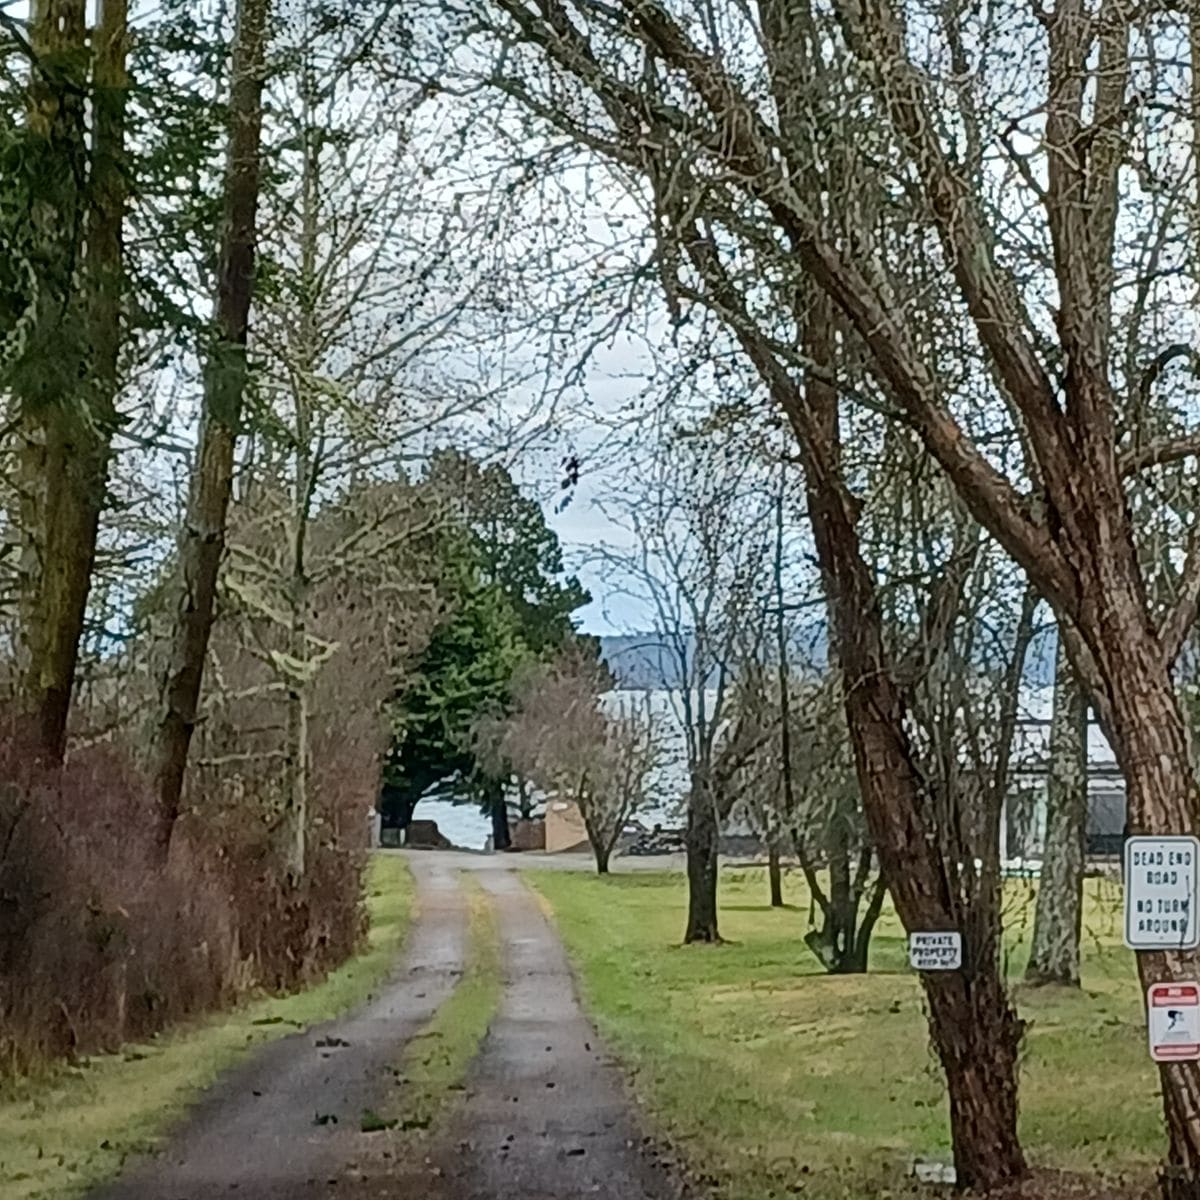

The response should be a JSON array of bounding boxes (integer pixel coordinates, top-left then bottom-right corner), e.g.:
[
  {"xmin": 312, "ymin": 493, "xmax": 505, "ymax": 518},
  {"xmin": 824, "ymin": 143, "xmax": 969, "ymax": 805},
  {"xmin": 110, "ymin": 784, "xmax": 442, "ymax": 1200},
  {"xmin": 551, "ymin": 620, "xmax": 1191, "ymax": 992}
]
[
  {"xmin": 0, "ymin": 854, "xmax": 414, "ymax": 1200},
  {"xmin": 530, "ymin": 867, "xmax": 1157, "ymax": 1200}
]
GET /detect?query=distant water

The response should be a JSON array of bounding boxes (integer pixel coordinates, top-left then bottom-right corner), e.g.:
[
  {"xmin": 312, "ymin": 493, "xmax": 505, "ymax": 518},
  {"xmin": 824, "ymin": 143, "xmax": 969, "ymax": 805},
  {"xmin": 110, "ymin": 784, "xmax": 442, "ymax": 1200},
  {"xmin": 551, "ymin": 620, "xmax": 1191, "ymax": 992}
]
[
  {"xmin": 600, "ymin": 628, "xmax": 1064, "ymax": 689},
  {"xmin": 410, "ymin": 681, "xmax": 1115, "ymax": 851},
  {"xmin": 416, "ymin": 793, "xmax": 686, "ymax": 850},
  {"xmin": 417, "ymin": 799, "xmax": 492, "ymax": 850},
  {"xmin": 410, "ymin": 690, "xmax": 731, "ymax": 848}
]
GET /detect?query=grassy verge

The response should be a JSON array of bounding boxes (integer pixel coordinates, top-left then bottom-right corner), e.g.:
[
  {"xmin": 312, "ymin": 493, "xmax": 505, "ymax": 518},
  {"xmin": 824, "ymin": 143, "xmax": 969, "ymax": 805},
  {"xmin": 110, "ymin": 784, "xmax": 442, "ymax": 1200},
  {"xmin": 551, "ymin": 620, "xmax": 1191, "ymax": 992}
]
[
  {"xmin": 530, "ymin": 867, "xmax": 1156, "ymax": 1200},
  {"xmin": 380, "ymin": 878, "xmax": 501, "ymax": 1133},
  {"xmin": 0, "ymin": 854, "xmax": 413, "ymax": 1200}
]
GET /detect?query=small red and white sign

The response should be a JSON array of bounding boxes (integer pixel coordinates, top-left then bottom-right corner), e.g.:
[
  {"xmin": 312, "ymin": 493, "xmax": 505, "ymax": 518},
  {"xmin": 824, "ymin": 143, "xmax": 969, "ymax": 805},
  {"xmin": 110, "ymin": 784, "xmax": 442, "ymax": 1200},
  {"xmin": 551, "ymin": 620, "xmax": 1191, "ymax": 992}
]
[{"xmin": 1148, "ymin": 982, "xmax": 1200, "ymax": 1062}]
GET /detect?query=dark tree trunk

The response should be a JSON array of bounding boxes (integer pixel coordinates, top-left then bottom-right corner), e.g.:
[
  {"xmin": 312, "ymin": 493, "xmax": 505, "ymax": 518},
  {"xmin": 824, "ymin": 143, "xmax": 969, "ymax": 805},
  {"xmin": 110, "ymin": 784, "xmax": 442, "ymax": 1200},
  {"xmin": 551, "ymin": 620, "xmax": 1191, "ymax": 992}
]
[
  {"xmin": 153, "ymin": 0, "xmax": 269, "ymax": 855},
  {"xmin": 491, "ymin": 791, "xmax": 512, "ymax": 850},
  {"xmin": 848, "ymin": 877, "xmax": 888, "ymax": 973},
  {"xmin": 19, "ymin": 410, "xmax": 108, "ymax": 763},
  {"xmin": 926, "ymin": 969, "xmax": 1026, "ymax": 1186},
  {"xmin": 768, "ymin": 844, "xmax": 783, "ymax": 907},
  {"xmin": 16, "ymin": 0, "xmax": 126, "ymax": 765},
  {"xmin": 1097, "ymin": 642, "xmax": 1200, "ymax": 1195},
  {"xmin": 581, "ymin": 809, "xmax": 613, "ymax": 874},
  {"xmin": 802, "ymin": 839, "xmax": 862, "ymax": 972},
  {"xmin": 684, "ymin": 784, "xmax": 720, "ymax": 943},
  {"xmin": 755, "ymin": 289, "xmax": 1028, "ymax": 1189},
  {"xmin": 398, "ymin": 794, "xmax": 418, "ymax": 831},
  {"xmin": 1026, "ymin": 642, "xmax": 1087, "ymax": 987},
  {"xmin": 804, "ymin": 862, "xmax": 888, "ymax": 974}
]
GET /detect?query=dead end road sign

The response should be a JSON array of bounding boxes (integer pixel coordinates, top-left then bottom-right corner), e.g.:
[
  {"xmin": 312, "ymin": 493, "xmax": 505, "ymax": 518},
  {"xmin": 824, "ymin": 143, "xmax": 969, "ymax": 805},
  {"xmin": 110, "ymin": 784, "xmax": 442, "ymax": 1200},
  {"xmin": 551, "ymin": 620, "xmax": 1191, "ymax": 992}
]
[
  {"xmin": 1124, "ymin": 836, "xmax": 1200, "ymax": 951},
  {"xmin": 908, "ymin": 932, "xmax": 962, "ymax": 971},
  {"xmin": 1148, "ymin": 982, "xmax": 1200, "ymax": 1063}
]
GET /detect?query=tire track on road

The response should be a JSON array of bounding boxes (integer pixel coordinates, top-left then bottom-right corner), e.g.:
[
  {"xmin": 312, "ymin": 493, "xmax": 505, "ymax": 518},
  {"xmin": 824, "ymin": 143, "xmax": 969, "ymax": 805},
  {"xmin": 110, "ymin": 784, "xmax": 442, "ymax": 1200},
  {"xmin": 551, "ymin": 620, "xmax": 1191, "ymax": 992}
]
[
  {"xmin": 420, "ymin": 870, "xmax": 689, "ymax": 1200},
  {"xmin": 90, "ymin": 858, "xmax": 467, "ymax": 1200}
]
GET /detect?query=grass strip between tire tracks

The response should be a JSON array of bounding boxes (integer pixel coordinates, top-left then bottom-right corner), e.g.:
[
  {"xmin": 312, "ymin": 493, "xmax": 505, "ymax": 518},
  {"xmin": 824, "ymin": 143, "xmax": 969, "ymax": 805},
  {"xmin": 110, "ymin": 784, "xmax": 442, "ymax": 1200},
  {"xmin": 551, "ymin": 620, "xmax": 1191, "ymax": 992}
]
[{"xmin": 381, "ymin": 875, "xmax": 500, "ymax": 1134}]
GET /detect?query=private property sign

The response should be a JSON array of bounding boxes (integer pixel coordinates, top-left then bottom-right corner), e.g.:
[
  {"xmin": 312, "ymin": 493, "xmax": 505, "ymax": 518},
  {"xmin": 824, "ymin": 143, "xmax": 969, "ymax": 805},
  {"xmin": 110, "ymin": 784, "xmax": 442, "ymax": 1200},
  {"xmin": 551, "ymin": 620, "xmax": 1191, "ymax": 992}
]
[
  {"xmin": 1148, "ymin": 982, "xmax": 1200, "ymax": 1063},
  {"xmin": 1124, "ymin": 836, "xmax": 1200, "ymax": 950},
  {"xmin": 908, "ymin": 932, "xmax": 962, "ymax": 971}
]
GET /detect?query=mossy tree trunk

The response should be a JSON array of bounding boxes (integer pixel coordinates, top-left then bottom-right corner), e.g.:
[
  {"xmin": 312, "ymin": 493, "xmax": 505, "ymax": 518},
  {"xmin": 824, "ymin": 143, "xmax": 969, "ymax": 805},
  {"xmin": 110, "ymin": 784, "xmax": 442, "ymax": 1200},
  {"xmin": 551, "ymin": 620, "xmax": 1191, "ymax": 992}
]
[
  {"xmin": 15, "ymin": 0, "xmax": 126, "ymax": 764},
  {"xmin": 154, "ymin": 0, "xmax": 270, "ymax": 854},
  {"xmin": 1026, "ymin": 643, "xmax": 1087, "ymax": 987}
]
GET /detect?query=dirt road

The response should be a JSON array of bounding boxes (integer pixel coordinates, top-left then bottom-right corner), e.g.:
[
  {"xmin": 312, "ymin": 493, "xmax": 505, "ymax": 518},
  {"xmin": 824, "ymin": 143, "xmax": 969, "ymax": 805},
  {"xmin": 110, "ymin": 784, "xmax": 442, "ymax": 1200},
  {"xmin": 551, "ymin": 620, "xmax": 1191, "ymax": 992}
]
[
  {"xmin": 378, "ymin": 846, "xmax": 690, "ymax": 873},
  {"xmin": 417, "ymin": 870, "xmax": 685, "ymax": 1200},
  {"xmin": 90, "ymin": 857, "xmax": 688, "ymax": 1200},
  {"xmin": 92, "ymin": 859, "xmax": 467, "ymax": 1200}
]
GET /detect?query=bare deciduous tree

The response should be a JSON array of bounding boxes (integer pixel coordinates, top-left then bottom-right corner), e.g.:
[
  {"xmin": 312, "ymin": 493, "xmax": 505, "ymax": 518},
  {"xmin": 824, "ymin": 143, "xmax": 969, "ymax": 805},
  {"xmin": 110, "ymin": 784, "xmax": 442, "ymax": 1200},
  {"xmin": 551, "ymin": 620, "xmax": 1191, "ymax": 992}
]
[
  {"xmin": 594, "ymin": 431, "xmax": 772, "ymax": 940},
  {"xmin": 592, "ymin": 694, "xmax": 660, "ymax": 872},
  {"xmin": 732, "ymin": 671, "xmax": 885, "ymax": 972},
  {"xmin": 478, "ymin": 647, "xmax": 660, "ymax": 872},
  {"xmin": 196, "ymin": 480, "xmax": 440, "ymax": 880},
  {"xmin": 466, "ymin": 0, "xmax": 1200, "ymax": 1181}
]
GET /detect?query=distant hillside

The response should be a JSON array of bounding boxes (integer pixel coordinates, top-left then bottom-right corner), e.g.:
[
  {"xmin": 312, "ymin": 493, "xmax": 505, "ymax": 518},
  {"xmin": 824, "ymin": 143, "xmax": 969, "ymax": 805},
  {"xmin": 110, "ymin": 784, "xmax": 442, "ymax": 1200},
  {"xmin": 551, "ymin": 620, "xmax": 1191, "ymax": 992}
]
[
  {"xmin": 598, "ymin": 625, "xmax": 1060, "ymax": 690},
  {"xmin": 598, "ymin": 635, "xmax": 694, "ymax": 690}
]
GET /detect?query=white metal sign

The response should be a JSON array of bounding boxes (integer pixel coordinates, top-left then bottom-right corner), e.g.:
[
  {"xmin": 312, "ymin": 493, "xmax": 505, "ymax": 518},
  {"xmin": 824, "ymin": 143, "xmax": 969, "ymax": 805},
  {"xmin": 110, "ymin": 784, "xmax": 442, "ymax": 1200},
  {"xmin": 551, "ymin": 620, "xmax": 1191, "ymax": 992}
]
[
  {"xmin": 908, "ymin": 932, "xmax": 962, "ymax": 971},
  {"xmin": 1124, "ymin": 836, "xmax": 1200, "ymax": 950},
  {"xmin": 1148, "ymin": 982, "xmax": 1200, "ymax": 1063}
]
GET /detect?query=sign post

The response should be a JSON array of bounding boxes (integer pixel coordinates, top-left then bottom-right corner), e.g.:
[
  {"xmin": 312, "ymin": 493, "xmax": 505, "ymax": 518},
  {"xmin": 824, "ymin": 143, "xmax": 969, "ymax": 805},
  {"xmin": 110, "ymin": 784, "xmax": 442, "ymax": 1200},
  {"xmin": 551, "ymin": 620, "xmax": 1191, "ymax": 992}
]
[
  {"xmin": 1148, "ymin": 982, "xmax": 1200, "ymax": 1063},
  {"xmin": 908, "ymin": 932, "xmax": 962, "ymax": 971},
  {"xmin": 1124, "ymin": 836, "xmax": 1200, "ymax": 950}
]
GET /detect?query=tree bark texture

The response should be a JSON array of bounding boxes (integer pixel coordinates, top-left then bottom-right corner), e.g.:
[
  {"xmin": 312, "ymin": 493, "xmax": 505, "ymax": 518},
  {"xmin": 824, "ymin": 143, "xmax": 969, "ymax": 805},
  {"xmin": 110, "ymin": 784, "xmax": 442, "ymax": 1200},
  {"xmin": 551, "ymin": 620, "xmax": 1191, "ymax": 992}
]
[
  {"xmin": 925, "ymin": 967, "xmax": 1025, "ymax": 1183},
  {"xmin": 16, "ymin": 0, "xmax": 125, "ymax": 763},
  {"xmin": 153, "ymin": 0, "xmax": 269, "ymax": 853},
  {"xmin": 1103, "ymin": 658, "xmax": 1200, "ymax": 1197},
  {"xmin": 760, "ymin": 291, "xmax": 1027, "ymax": 1189},
  {"xmin": 1026, "ymin": 642, "xmax": 1087, "ymax": 987},
  {"xmin": 812, "ymin": 467, "xmax": 1027, "ymax": 1189},
  {"xmin": 684, "ymin": 779, "xmax": 720, "ymax": 943},
  {"xmin": 18, "ymin": 405, "xmax": 108, "ymax": 761}
]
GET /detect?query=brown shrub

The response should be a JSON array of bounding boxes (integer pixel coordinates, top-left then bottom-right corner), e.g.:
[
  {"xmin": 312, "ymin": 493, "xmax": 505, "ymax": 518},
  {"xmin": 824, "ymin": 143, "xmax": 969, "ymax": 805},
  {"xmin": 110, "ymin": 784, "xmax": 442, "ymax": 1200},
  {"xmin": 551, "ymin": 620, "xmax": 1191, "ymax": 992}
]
[
  {"xmin": 0, "ymin": 720, "xmax": 234, "ymax": 1070},
  {"xmin": 0, "ymin": 485, "xmax": 433, "ymax": 1076},
  {"xmin": 0, "ymin": 707, "xmax": 370, "ymax": 1077}
]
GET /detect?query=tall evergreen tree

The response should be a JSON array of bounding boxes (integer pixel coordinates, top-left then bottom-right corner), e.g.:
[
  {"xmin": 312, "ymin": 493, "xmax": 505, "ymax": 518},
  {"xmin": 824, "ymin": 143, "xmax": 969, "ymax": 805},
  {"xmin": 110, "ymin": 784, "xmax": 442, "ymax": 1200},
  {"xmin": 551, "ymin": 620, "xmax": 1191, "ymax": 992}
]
[{"xmin": 383, "ymin": 456, "xmax": 592, "ymax": 834}]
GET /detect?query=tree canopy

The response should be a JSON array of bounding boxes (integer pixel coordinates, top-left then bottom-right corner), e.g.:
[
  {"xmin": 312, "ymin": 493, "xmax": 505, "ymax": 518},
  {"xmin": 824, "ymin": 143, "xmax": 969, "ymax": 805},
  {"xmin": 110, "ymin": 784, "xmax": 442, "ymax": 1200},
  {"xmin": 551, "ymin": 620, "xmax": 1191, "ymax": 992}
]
[
  {"xmin": 381, "ymin": 453, "xmax": 593, "ymax": 824},
  {"xmin": 425, "ymin": 449, "xmax": 590, "ymax": 652}
]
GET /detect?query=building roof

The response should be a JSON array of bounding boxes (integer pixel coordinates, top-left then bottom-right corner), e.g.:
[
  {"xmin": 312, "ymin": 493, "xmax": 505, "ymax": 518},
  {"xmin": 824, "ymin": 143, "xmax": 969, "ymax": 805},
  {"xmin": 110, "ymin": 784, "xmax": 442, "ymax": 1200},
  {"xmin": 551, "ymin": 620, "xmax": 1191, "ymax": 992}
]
[{"xmin": 1010, "ymin": 685, "xmax": 1120, "ymax": 778}]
